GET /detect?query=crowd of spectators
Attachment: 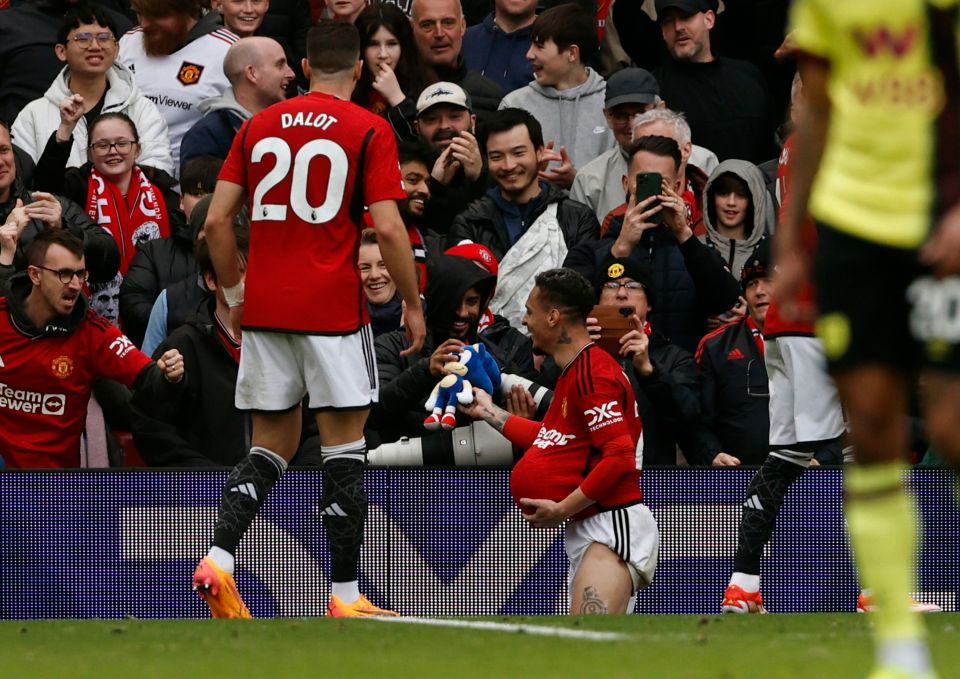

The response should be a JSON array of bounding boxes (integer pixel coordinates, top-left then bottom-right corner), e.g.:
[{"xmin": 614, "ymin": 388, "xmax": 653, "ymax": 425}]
[{"xmin": 0, "ymin": 0, "xmax": 863, "ymax": 471}]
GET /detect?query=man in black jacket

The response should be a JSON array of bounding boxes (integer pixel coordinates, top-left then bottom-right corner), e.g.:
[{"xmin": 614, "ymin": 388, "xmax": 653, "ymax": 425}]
[
  {"xmin": 563, "ymin": 134, "xmax": 738, "ymax": 353},
  {"xmin": 447, "ymin": 108, "xmax": 598, "ymax": 328},
  {"xmin": 0, "ymin": 123, "xmax": 118, "ymax": 285},
  {"xmin": 589, "ymin": 257, "xmax": 699, "ymax": 466},
  {"xmin": 370, "ymin": 253, "xmax": 535, "ymax": 442},
  {"xmin": 414, "ymin": 82, "xmax": 488, "ymax": 238}
]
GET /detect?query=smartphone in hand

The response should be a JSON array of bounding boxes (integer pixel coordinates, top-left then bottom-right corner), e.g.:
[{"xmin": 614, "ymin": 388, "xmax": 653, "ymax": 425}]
[
  {"xmin": 591, "ymin": 305, "xmax": 635, "ymax": 357},
  {"xmin": 633, "ymin": 172, "xmax": 663, "ymax": 224}
]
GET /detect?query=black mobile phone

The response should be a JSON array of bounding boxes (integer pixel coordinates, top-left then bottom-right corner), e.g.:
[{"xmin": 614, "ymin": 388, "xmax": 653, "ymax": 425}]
[{"xmin": 633, "ymin": 171, "xmax": 663, "ymax": 224}]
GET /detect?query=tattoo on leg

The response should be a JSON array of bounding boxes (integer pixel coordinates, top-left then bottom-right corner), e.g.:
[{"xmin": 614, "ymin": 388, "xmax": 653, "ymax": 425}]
[
  {"xmin": 579, "ymin": 586, "xmax": 608, "ymax": 614},
  {"xmin": 558, "ymin": 327, "xmax": 572, "ymax": 345}
]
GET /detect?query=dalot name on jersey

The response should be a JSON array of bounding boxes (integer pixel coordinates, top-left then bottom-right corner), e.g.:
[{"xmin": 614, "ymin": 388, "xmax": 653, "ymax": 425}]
[{"xmin": 280, "ymin": 112, "xmax": 339, "ymax": 130}]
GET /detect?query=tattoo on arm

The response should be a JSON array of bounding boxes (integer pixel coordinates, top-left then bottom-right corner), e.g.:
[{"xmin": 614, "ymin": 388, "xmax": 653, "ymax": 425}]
[
  {"xmin": 579, "ymin": 586, "xmax": 608, "ymax": 614},
  {"xmin": 481, "ymin": 406, "xmax": 509, "ymax": 433},
  {"xmin": 557, "ymin": 327, "xmax": 572, "ymax": 345}
]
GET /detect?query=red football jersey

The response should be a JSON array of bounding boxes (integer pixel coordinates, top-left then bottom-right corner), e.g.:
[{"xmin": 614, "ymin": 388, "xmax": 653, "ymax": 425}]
[
  {"xmin": 766, "ymin": 133, "xmax": 817, "ymax": 337},
  {"xmin": 0, "ymin": 300, "xmax": 152, "ymax": 468},
  {"xmin": 507, "ymin": 343, "xmax": 643, "ymax": 521},
  {"xmin": 219, "ymin": 92, "xmax": 407, "ymax": 334}
]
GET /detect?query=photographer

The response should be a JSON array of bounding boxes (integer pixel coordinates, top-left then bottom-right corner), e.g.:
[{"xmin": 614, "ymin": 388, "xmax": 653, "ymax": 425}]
[{"xmin": 588, "ymin": 257, "xmax": 700, "ymax": 466}]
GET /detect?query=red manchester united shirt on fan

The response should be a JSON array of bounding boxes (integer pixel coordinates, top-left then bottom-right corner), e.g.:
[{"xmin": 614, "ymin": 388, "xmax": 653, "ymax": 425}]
[
  {"xmin": 219, "ymin": 91, "xmax": 407, "ymax": 335},
  {"xmin": 507, "ymin": 343, "xmax": 643, "ymax": 521},
  {"xmin": 0, "ymin": 298, "xmax": 151, "ymax": 468}
]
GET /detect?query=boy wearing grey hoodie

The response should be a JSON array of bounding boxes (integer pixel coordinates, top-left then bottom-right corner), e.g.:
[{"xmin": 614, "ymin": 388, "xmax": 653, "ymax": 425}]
[{"xmin": 499, "ymin": 3, "xmax": 614, "ymax": 190}]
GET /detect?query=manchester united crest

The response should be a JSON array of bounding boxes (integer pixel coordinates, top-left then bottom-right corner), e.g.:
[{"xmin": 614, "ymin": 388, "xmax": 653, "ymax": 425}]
[
  {"xmin": 51, "ymin": 355, "xmax": 74, "ymax": 379},
  {"xmin": 177, "ymin": 61, "xmax": 204, "ymax": 86}
]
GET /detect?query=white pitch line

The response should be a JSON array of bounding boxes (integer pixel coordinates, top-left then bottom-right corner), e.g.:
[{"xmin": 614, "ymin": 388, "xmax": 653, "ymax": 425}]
[{"xmin": 370, "ymin": 616, "xmax": 631, "ymax": 641}]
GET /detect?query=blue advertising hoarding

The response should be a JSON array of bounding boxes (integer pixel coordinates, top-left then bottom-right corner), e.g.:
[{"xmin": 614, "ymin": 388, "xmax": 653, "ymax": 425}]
[{"xmin": 0, "ymin": 468, "xmax": 955, "ymax": 618}]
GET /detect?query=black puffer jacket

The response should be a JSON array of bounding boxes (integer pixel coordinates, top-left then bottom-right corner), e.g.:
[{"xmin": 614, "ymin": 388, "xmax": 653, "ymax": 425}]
[
  {"xmin": 118, "ymin": 208, "xmax": 197, "ymax": 348},
  {"xmin": 446, "ymin": 182, "xmax": 599, "ymax": 260},
  {"xmin": 0, "ymin": 172, "xmax": 119, "ymax": 286},
  {"xmin": 563, "ymin": 217, "xmax": 739, "ymax": 353},
  {"xmin": 370, "ymin": 255, "xmax": 535, "ymax": 441}
]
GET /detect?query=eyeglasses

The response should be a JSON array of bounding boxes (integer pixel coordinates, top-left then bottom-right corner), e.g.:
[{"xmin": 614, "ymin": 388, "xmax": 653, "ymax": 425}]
[
  {"xmin": 35, "ymin": 265, "xmax": 89, "ymax": 285},
  {"xmin": 601, "ymin": 280, "xmax": 645, "ymax": 291},
  {"xmin": 67, "ymin": 32, "xmax": 116, "ymax": 49},
  {"xmin": 88, "ymin": 140, "xmax": 136, "ymax": 155}
]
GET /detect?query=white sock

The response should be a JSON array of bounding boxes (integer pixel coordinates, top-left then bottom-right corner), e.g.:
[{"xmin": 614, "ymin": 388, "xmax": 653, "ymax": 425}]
[
  {"xmin": 729, "ymin": 572, "xmax": 760, "ymax": 592},
  {"xmin": 331, "ymin": 580, "xmax": 360, "ymax": 603},
  {"xmin": 207, "ymin": 546, "xmax": 235, "ymax": 575},
  {"xmin": 878, "ymin": 639, "xmax": 933, "ymax": 676}
]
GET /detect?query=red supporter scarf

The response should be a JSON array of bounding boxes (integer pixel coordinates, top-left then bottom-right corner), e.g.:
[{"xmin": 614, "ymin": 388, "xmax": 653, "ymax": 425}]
[{"xmin": 87, "ymin": 165, "xmax": 170, "ymax": 275}]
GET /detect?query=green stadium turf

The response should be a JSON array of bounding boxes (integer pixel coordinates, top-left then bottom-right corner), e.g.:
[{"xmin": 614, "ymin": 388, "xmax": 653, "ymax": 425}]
[{"xmin": 4, "ymin": 614, "xmax": 960, "ymax": 678}]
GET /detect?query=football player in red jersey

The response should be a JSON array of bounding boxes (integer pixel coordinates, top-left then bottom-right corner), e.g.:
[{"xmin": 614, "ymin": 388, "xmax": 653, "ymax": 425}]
[
  {"xmin": 194, "ymin": 20, "xmax": 425, "ymax": 619},
  {"xmin": 0, "ymin": 229, "xmax": 184, "ymax": 468},
  {"xmin": 461, "ymin": 267, "xmax": 658, "ymax": 615}
]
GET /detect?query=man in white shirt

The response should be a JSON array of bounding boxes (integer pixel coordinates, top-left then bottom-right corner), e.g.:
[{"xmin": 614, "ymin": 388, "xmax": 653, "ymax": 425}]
[{"xmin": 119, "ymin": 0, "xmax": 238, "ymax": 175}]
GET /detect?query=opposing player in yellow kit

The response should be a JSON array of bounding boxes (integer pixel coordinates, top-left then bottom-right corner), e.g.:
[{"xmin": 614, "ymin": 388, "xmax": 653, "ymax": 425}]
[{"xmin": 779, "ymin": 2, "xmax": 960, "ymax": 678}]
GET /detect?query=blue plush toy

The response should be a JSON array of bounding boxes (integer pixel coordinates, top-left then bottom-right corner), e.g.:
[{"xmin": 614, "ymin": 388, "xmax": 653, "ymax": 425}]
[{"xmin": 424, "ymin": 343, "xmax": 502, "ymax": 431}]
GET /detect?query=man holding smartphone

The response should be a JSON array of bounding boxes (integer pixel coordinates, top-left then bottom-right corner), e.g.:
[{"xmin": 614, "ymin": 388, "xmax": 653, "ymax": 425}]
[
  {"xmin": 564, "ymin": 135, "xmax": 739, "ymax": 353},
  {"xmin": 587, "ymin": 257, "xmax": 699, "ymax": 466}
]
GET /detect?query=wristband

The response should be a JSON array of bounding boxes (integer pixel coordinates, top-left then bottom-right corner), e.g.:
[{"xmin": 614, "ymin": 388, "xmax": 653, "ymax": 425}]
[{"xmin": 222, "ymin": 281, "xmax": 244, "ymax": 307}]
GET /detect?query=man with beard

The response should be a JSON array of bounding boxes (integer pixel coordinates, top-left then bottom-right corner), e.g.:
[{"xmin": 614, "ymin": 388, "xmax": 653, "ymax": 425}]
[
  {"xmin": 0, "ymin": 229, "xmax": 184, "ymax": 468},
  {"xmin": 119, "ymin": 0, "xmax": 238, "ymax": 173},
  {"xmin": 397, "ymin": 141, "xmax": 432, "ymax": 288},
  {"xmin": 446, "ymin": 107, "xmax": 598, "ymax": 330},
  {"xmin": 413, "ymin": 81, "xmax": 487, "ymax": 237},
  {"xmin": 370, "ymin": 252, "xmax": 534, "ymax": 442},
  {"xmin": 0, "ymin": 0, "xmax": 133, "ymax": 126}
]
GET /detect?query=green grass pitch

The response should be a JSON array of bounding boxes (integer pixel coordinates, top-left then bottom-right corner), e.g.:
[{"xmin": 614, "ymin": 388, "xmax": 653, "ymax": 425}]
[{"xmin": 4, "ymin": 614, "xmax": 960, "ymax": 678}]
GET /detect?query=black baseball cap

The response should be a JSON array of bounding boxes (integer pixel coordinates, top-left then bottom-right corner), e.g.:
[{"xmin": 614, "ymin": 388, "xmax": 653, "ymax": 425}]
[
  {"xmin": 655, "ymin": 0, "xmax": 719, "ymax": 20},
  {"xmin": 594, "ymin": 258, "xmax": 655, "ymax": 302},
  {"xmin": 605, "ymin": 68, "xmax": 659, "ymax": 109}
]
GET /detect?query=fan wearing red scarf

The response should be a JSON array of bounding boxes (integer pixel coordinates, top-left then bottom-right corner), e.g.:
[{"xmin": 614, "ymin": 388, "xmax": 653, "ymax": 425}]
[
  {"xmin": 31, "ymin": 110, "xmax": 183, "ymax": 325},
  {"xmin": 82, "ymin": 113, "xmax": 171, "ymax": 274}
]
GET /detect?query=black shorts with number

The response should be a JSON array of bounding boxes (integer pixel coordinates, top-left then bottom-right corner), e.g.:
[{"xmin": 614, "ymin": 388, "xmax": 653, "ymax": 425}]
[{"xmin": 815, "ymin": 223, "xmax": 960, "ymax": 373}]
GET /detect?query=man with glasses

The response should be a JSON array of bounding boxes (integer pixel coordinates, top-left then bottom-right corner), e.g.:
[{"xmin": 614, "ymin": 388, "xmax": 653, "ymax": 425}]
[
  {"xmin": 0, "ymin": 228, "xmax": 184, "ymax": 468},
  {"xmin": 12, "ymin": 5, "xmax": 174, "ymax": 176},
  {"xmin": 119, "ymin": 0, "xmax": 237, "ymax": 174},
  {"xmin": 0, "ymin": 0, "xmax": 133, "ymax": 126},
  {"xmin": 588, "ymin": 257, "xmax": 699, "ymax": 466},
  {"xmin": 570, "ymin": 68, "xmax": 664, "ymax": 225}
]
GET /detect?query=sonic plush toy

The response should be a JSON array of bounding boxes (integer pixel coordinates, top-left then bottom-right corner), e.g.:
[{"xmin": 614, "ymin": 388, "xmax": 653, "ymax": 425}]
[{"xmin": 424, "ymin": 343, "xmax": 502, "ymax": 430}]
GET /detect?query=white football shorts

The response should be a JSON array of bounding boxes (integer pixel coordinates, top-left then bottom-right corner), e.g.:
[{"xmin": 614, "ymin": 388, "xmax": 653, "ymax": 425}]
[
  {"xmin": 236, "ymin": 326, "xmax": 378, "ymax": 411},
  {"xmin": 766, "ymin": 335, "xmax": 845, "ymax": 447},
  {"xmin": 565, "ymin": 503, "xmax": 660, "ymax": 592}
]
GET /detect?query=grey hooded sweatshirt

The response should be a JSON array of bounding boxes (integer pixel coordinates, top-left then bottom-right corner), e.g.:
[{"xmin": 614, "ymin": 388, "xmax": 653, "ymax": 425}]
[
  {"xmin": 499, "ymin": 67, "xmax": 615, "ymax": 171},
  {"xmin": 699, "ymin": 159, "xmax": 776, "ymax": 280}
]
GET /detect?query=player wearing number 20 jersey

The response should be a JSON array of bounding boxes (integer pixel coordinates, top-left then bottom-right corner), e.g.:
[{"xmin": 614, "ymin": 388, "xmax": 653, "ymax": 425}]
[{"xmin": 218, "ymin": 91, "xmax": 407, "ymax": 335}]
